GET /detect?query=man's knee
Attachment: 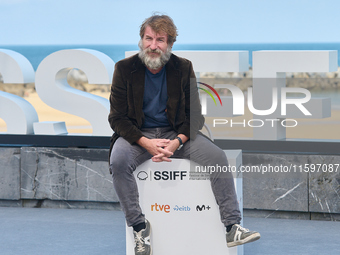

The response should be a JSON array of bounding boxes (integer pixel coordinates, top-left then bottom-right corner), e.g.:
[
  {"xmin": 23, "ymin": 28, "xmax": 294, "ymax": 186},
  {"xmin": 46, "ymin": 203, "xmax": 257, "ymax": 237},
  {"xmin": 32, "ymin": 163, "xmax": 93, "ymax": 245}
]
[
  {"xmin": 198, "ymin": 138, "xmax": 228, "ymax": 163},
  {"xmin": 210, "ymin": 147, "xmax": 228, "ymax": 165},
  {"xmin": 110, "ymin": 149, "xmax": 132, "ymax": 175}
]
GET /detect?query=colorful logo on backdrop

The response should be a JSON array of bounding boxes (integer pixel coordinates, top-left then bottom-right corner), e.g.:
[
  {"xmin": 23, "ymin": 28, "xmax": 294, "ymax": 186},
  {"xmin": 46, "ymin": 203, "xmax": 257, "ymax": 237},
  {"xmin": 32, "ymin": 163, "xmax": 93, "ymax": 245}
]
[{"xmin": 197, "ymin": 82, "xmax": 222, "ymax": 106}]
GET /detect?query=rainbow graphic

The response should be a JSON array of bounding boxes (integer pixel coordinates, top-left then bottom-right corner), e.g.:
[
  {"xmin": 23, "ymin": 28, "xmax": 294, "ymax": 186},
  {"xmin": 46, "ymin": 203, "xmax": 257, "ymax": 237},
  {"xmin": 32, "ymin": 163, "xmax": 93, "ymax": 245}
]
[{"xmin": 197, "ymin": 82, "xmax": 222, "ymax": 106}]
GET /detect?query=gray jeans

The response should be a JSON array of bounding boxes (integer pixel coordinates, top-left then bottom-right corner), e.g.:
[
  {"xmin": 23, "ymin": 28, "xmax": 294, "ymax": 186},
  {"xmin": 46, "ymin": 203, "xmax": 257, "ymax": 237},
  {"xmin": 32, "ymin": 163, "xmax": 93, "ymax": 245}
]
[{"xmin": 109, "ymin": 127, "xmax": 241, "ymax": 227}]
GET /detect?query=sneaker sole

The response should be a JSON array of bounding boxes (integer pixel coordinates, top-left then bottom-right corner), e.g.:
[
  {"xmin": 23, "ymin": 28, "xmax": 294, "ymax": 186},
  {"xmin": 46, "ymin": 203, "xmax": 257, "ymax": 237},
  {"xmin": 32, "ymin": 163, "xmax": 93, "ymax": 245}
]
[{"xmin": 227, "ymin": 232, "xmax": 261, "ymax": 248}]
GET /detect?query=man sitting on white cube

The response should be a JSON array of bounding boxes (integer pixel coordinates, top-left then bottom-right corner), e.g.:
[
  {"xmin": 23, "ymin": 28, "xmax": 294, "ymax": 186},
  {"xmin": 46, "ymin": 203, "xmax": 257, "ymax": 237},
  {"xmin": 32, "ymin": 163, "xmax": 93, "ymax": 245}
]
[{"xmin": 108, "ymin": 14, "xmax": 260, "ymax": 255}]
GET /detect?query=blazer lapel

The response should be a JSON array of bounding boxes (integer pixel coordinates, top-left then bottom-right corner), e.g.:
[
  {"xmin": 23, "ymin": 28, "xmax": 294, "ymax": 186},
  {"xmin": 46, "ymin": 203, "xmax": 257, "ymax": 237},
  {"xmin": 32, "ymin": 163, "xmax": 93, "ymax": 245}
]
[{"xmin": 130, "ymin": 56, "xmax": 146, "ymax": 126}]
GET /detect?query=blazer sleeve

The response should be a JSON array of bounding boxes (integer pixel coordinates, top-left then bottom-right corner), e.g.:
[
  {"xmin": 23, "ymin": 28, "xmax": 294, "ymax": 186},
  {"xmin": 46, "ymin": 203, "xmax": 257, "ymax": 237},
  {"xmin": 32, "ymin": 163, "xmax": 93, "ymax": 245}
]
[{"xmin": 108, "ymin": 62, "xmax": 144, "ymax": 144}]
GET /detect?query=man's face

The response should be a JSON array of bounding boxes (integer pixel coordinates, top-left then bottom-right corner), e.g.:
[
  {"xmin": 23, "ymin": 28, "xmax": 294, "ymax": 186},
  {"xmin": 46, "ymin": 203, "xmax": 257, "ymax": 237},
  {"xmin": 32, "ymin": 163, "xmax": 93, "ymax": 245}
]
[
  {"xmin": 142, "ymin": 26, "xmax": 169, "ymax": 55},
  {"xmin": 138, "ymin": 26, "xmax": 172, "ymax": 71}
]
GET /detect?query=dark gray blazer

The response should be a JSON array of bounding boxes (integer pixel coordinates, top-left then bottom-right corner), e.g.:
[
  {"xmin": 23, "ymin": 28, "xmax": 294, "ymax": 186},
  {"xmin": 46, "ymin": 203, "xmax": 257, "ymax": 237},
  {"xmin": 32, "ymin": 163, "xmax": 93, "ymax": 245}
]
[{"xmin": 108, "ymin": 53, "xmax": 205, "ymax": 155}]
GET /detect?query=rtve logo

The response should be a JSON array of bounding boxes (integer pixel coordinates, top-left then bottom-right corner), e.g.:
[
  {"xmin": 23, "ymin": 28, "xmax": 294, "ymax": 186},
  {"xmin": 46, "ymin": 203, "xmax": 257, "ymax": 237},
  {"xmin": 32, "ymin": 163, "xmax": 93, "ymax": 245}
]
[
  {"xmin": 153, "ymin": 171, "xmax": 187, "ymax": 181},
  {"xmin": 151, "ymin": 203, "xmax": 170, "ymax": 213}
]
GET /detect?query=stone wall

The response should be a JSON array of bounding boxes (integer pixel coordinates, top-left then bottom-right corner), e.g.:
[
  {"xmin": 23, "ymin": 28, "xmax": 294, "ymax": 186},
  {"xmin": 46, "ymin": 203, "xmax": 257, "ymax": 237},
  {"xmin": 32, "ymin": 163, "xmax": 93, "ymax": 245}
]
[
  {"xmin": 0, "ymin": 147, "xmax": 118, "ymax": 209},
  {"xmin": 0, "ymin": 147, "xmax": 339, "ymax": 220},
  {"xmin": 242, "ymin": 153, "xmax": 340, "ymax": 220}
]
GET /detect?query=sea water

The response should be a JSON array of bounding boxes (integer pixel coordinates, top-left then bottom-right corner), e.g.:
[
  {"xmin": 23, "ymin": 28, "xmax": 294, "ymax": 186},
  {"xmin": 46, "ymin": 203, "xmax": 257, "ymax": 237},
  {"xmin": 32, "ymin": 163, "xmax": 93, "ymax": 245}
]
[{"xmin": 1, "ymin": 42, "xmax": 340, "ymax": 70}]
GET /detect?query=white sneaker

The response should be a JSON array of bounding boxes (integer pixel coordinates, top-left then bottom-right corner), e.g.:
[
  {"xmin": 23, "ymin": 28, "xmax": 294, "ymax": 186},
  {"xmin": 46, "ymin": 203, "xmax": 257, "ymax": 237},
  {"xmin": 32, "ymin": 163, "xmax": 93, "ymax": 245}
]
[{"xmin": 226, "ymin": 224, "xmax": 260, "ymax": 247}]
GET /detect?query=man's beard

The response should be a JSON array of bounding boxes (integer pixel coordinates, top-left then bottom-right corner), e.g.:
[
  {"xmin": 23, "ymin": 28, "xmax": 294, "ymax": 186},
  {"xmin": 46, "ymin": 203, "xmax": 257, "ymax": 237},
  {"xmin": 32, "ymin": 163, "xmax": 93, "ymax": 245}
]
[{"xmin": 138, "ymin": 40, "xmax": 172, "ymax": 70}]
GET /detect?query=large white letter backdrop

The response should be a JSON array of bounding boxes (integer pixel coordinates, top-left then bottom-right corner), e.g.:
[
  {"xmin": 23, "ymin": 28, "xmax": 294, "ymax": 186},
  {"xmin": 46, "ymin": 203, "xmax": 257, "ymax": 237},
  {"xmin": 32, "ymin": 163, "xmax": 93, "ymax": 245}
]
[{"xmin": 0, "ymin": 49, "xmax": 337, "ymax": 139}]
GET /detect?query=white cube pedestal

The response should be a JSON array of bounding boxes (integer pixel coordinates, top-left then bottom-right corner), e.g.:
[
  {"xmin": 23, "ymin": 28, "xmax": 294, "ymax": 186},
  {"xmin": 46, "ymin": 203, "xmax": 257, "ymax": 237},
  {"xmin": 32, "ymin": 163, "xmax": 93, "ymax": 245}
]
[{"xmin": 126, "ymin": 150, "xmax": 243, "ymax": 255}]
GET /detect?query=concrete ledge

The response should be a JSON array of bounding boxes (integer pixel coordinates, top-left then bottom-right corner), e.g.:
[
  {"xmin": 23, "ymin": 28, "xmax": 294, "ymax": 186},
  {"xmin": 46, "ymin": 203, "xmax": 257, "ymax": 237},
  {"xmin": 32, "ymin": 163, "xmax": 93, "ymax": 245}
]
[
  {"xmin": 0, "ymin": 147, "xmax": 339, "ymax": 220},
  {"xmin": 21, "ymin": 199, "xmax": 122, "ymax": 210},
  {"xmin": 0, "ymin": 148, "xmax": 21, "ymax": 200},
  {"xmin": 0, "ymin": 199, "xmax": 121, "ymax": 210},
  {"xmin": 244, "ymin": 209, "xmax": 340, "ymax": 221},
  {"xmin": 20, "ymin": 147, "xmax": 118, "ymax": 202},
  {"xmin": 244, "ymin": 208, "xmax": 311, "ymax": 220},
  {"xmin": 242, "ymin": 153, "xmax": 340, "ymax": 215}
]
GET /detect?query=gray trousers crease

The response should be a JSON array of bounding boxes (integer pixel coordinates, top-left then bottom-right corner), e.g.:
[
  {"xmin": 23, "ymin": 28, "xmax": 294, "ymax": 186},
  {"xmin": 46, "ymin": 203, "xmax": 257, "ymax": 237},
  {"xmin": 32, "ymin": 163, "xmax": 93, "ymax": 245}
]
[{"xmin": 109, "ymin": 127, "xmax": 241, "ymax": 227}]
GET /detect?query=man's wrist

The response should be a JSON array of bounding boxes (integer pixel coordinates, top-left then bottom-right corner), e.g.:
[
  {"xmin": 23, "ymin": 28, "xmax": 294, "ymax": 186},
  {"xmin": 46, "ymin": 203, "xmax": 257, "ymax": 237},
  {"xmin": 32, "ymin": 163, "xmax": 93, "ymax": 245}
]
[
  {"xmin": 175, "ymin": 136, "xmax": 183, "ymax": 150},
  {"xmin": 136, "ymin": 136, "xmax": 148, "ymax": 147},
  {"xmin": 176, "ymin": 134, "xmax": 188, "ymax": 144}
]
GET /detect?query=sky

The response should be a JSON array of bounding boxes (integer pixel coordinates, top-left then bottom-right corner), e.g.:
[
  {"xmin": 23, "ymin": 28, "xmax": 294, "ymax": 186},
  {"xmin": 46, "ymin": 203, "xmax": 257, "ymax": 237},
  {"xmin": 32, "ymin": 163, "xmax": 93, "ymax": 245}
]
[{"xmin": 1, "ymin": 0, "xmax": 340, "ymax": 45}]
